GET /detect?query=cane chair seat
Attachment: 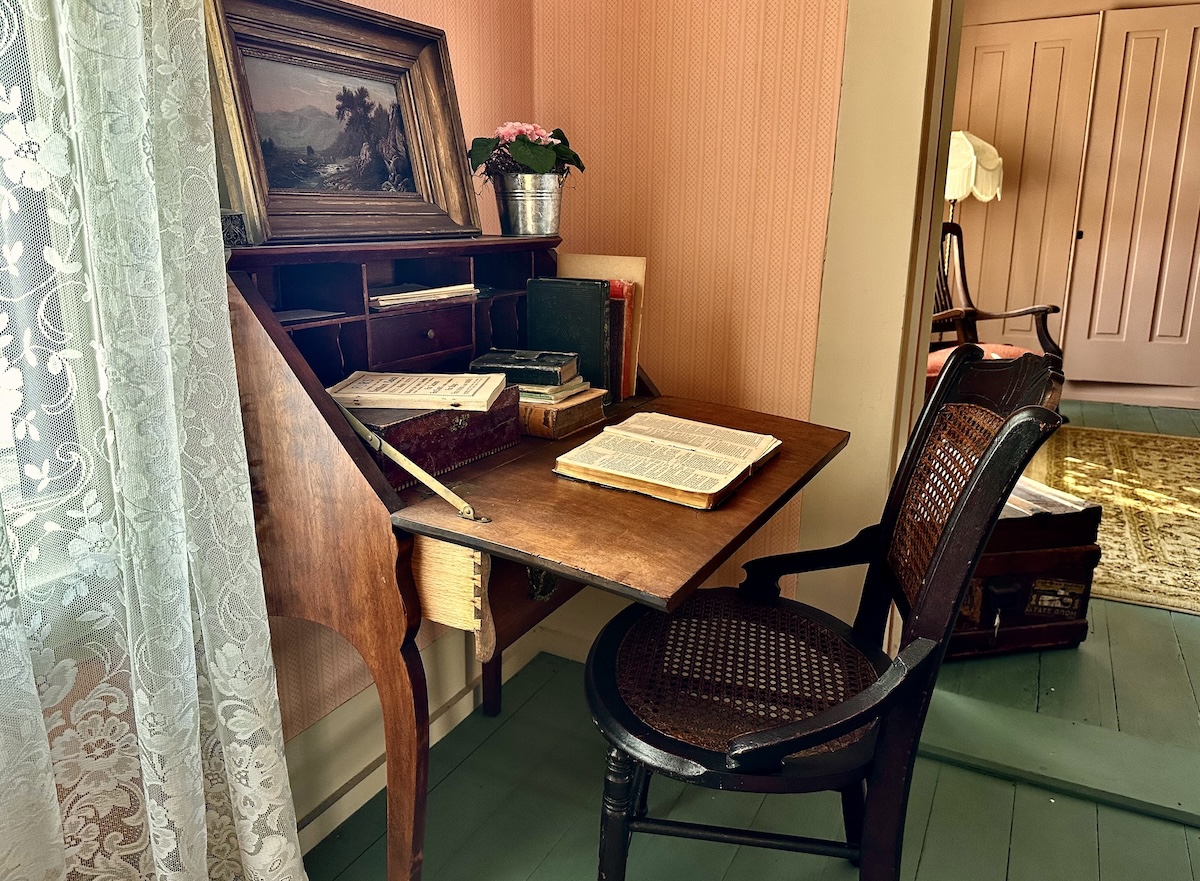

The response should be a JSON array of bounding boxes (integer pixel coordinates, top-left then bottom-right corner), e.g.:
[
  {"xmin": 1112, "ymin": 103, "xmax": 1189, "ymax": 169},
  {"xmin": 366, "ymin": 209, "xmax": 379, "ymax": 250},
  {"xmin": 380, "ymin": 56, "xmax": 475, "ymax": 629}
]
[{"xmin": 611, "ymin": 588, "xmax": 888, "ymax": 759}]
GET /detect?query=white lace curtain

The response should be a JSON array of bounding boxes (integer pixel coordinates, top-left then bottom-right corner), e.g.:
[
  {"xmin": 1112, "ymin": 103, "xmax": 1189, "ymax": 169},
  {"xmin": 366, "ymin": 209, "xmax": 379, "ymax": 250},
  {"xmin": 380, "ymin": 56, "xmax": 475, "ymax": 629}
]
[{"xmin": 0, "ymin": 1, "xmax": 306, "ymax": 879}]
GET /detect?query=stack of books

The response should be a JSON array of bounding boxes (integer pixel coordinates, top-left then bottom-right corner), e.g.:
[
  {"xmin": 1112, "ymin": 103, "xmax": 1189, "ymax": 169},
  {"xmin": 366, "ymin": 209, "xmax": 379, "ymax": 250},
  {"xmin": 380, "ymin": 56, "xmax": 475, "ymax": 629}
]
[{"xmin": 468, "ymin": 348, "xmax": 607, "ymax": 439}]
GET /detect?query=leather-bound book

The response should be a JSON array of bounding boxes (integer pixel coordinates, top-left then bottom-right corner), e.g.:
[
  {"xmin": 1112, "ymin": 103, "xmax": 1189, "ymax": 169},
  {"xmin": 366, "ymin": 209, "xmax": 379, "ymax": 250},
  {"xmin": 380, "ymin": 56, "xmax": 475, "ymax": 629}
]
[
  {"xmin": 352, "ymin": 384, "xmax": 521, "ymax": 490},
  {"xmin": 526, "ymin": 277, "xmax": 611, "ymax": 404},
  {"xmin": 468, "ymin": 348, "xmax": 579, "ymax": 385},
  {"xmin": 518, "ymin": 388, "xmax": 607, "ymax": 439}
]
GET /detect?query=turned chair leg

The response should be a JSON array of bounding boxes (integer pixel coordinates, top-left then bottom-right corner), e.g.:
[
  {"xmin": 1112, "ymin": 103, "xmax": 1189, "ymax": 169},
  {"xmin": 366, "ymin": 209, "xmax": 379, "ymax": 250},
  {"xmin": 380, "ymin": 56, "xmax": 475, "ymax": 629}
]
[
  {"xmin": 631, "ymin": 765, "xmax": 652, "ymax": 818},
  {"xmin": 599, "ymin": 746, "xmax": 637, "ymax": 881},
  {"xmin": 840, "ymin": 781, "xmax": 866, "ymax": 866}
]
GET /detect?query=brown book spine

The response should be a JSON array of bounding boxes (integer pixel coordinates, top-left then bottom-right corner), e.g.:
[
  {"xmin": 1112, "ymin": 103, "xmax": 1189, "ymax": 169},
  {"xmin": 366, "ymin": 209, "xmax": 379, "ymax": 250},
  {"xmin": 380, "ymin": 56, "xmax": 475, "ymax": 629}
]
[{"xmin": 518, "ymin": 389, "xmax": 606, "ymax": 439}]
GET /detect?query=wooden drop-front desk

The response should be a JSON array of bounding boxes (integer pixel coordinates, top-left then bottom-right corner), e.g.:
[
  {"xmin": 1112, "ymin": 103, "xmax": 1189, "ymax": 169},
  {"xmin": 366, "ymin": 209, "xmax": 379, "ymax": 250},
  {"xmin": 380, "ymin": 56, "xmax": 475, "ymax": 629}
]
[{"xmin": 225, "ymin": 238, "xmax": 849, "ymax": 881}]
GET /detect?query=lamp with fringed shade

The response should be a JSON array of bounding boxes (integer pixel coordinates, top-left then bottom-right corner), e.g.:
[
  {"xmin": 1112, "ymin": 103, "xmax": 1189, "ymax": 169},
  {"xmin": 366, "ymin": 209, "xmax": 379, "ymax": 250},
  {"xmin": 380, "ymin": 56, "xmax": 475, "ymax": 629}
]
[{"xmin": 945, "ymin": 131, "xmax": 1002, "ymax": 221}]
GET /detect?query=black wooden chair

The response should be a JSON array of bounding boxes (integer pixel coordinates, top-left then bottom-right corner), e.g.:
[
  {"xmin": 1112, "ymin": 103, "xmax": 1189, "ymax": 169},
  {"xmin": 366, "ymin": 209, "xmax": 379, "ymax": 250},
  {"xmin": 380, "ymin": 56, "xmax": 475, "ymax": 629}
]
[
  {"xmin": 584, "ymin": 345, "xmax": 1063, "ymax": 881},
  {"xmin": 928, "ymin": 222, "xmax": 1062, "ymax": 396},
  {"xmin": 934, "ymin": 221, "xmax": 1062, "ymax": 357}
]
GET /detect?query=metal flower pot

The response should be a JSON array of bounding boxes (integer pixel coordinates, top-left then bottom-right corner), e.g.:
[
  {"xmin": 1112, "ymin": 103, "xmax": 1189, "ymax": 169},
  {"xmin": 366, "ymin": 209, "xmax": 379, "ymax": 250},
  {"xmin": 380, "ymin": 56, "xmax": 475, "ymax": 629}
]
[{"xmin": 491, "ymin": 173, "xmax": 564, "ymax": 236}]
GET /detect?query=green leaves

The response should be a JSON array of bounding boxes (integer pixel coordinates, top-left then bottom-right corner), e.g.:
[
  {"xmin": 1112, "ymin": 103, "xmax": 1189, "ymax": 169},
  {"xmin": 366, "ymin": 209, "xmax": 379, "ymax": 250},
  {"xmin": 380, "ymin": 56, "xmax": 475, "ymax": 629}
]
[
  {"xmin": 550, "ymin": 129, "xmax": 584, "ymax": 172},
  {"xmin": 469, "ymin": 136, "xmax": 501, "ymax": 172},
  {"xmin": 508, "ymin": 136, "xmax": 556, "ymax": 173},
  {"xmin": 469, "ymin": 126, "xmax": 584, "ymax": 175}
]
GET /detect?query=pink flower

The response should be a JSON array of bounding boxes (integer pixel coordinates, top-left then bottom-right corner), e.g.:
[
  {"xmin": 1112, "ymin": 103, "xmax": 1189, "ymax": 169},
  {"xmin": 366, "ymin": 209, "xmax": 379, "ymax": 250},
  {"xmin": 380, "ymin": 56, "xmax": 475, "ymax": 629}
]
[{"xmin": 493, "ymin": 121, "xmax": 558, "ymax": 145}]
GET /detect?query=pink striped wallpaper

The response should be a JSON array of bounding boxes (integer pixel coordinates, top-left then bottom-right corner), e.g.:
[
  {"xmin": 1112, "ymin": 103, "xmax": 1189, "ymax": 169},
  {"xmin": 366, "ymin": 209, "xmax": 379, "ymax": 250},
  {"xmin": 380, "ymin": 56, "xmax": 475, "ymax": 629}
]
[{"xmin": 530, "ymin": 0, "xmax": 847, "ymax": 570}]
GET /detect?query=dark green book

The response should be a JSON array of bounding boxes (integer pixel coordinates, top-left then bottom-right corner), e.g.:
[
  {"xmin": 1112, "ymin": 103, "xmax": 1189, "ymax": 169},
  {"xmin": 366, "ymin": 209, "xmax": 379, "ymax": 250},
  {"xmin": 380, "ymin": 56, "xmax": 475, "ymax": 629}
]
[
  {"xmin": 468, "ymin": 348, "xmax": 579, "ymax": 385},
  {"xmin": 526, "ymin": 278, "xmax": 611, "ymax": 405}
]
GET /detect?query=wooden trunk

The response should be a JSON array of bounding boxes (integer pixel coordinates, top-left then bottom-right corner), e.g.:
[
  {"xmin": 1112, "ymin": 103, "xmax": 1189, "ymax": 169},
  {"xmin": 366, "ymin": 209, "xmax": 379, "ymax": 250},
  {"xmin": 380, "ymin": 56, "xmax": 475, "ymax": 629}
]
[{"xmin": 947, "ymin": 477, "xmax": 1101, "ymax": 659}]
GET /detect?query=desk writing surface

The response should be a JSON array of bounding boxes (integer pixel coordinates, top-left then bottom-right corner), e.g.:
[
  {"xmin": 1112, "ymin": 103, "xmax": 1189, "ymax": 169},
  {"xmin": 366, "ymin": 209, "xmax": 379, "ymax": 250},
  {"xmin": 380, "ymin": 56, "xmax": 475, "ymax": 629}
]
[{"xmin": 390, "ymin": 396, "xmax": 849, "ymax": 610}]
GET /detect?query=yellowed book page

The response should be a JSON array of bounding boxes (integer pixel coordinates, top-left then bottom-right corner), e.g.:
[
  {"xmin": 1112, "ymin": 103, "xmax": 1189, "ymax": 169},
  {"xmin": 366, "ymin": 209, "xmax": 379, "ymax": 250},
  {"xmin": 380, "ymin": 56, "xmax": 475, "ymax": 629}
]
[
  {"xmin": 555, "ymin": 431, "xmax": 745, "ymax": 495},
  {"xmin": 610, "ymin": 412, "xmax": 780, "ymax": 464}
]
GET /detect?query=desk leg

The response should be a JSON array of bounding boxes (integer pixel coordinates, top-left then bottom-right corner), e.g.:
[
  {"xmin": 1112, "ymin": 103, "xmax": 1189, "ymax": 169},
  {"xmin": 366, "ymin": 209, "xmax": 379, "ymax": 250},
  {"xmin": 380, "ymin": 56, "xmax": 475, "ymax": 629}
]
[
  {"xmin": 368, "ymin": 638, "xmax": 429, "ymax": 881},
  {"xmin": 481, "ymin": 657, "xmax": 502, "ymax": 716}
]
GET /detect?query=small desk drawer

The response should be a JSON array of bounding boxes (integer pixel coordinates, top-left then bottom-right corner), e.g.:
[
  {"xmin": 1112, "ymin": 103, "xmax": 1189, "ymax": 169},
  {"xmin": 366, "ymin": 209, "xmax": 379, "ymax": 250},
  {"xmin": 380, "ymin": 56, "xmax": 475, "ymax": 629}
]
[{"xmin": 370, "ymin": 303, "xmax": 474, "ymax": 366}]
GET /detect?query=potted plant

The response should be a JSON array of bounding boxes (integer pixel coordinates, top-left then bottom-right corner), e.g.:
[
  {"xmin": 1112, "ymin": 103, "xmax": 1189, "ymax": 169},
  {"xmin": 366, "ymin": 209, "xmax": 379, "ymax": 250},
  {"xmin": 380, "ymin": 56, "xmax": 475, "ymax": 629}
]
[{"xmin": 469, "ymin": 122, "xmax": 584, "ymax": 235}]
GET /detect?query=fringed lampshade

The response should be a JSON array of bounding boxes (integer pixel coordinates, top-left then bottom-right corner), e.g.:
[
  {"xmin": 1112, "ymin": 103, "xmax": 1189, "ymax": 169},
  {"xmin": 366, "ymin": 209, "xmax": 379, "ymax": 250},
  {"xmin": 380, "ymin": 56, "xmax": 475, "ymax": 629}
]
[{"xmin": 945, "ymin": 131, "xmax": 1003, "ymax": 216}]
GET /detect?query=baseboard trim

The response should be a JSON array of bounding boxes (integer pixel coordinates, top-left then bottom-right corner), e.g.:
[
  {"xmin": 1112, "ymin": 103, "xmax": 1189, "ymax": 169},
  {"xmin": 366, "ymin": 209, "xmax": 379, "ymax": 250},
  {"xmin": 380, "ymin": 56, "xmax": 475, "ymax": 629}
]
[{"xmin": 1064, "ymin": 380, "xmax": 1200, "ymax": 409}]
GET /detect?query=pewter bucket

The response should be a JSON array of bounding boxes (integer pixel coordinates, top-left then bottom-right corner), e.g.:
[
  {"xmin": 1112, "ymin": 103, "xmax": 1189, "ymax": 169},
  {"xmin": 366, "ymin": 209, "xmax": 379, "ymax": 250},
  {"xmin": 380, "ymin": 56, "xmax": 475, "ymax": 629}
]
[{"xmin": 492, "ymin": 173, "xmax": 564, "ymax": 236}]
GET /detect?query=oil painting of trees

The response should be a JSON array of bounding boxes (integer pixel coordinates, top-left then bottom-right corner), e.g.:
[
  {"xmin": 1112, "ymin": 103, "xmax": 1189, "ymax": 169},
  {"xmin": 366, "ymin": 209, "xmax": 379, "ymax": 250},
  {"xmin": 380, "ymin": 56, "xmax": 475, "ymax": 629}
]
[{"xmin": 243, "ymin": 56, "xmax": 415, "ymax": 194}]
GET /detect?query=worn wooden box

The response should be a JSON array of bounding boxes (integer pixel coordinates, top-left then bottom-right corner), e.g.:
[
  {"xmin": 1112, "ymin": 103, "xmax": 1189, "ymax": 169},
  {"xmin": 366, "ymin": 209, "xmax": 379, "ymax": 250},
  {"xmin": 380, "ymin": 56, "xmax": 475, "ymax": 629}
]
[
  {"xmin": 353, "ymin": 384, "xmax": 521, "ymax": 490},
  {"xmin": 947, "ymin": 477, "xmax": 1102, "ymax": 659}
]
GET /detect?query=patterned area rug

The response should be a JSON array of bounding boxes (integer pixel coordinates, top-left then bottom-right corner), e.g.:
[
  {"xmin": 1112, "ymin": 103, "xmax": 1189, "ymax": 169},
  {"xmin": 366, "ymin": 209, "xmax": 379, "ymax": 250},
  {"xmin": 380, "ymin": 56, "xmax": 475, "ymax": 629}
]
[{"xmin": 1024, "ymin": 426, "xmax": 1200, "ymax": 613}]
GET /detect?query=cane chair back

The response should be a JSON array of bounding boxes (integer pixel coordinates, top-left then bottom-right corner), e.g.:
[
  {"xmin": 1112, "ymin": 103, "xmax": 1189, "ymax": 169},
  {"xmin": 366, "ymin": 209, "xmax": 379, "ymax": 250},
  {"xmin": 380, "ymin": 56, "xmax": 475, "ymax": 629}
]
[{"xmin": 852, "ymin": 347, "xmax": 1063, "ymax": 647}]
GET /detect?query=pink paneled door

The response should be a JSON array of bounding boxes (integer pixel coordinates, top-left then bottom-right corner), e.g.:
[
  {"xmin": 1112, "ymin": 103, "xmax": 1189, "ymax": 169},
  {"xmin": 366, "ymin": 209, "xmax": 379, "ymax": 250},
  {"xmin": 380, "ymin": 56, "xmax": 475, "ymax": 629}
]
[
  {"xmin": 952, "ymin": 14, "xmax": 1098, "ymax": 352},
  {"xmin": 1067, "ymin": 4, "xmax": 1200, "ymax": 386}
]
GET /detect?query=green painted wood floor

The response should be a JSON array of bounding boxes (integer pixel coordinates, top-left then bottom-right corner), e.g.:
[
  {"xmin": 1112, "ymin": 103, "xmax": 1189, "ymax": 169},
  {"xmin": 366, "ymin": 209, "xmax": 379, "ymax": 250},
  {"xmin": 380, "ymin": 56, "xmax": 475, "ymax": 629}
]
[
  {"xmin": 1057, "ymin": 400, "xmax": 1200, "ymax": 436},
  {"xmin": 305, "ymin": 401, "xmax": 1200, "ymax": 881},
  {"xmin": 305, "ymin": 598, "xmax": 1200, "ymax": 881}
]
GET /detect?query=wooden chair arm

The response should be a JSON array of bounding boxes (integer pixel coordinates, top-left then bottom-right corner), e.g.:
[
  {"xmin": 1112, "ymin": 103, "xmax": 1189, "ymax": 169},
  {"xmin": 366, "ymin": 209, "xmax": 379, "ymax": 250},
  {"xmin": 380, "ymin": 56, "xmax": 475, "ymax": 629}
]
[
  {"xmin": 724, "ymin": 638, "xmax": 938, "ymax": 772},
  {"xmin": 932, "ymin": 307, "xmax": 970, "ymax": 322},
  {"xmin": 737, "ymin": 525, "xmax": 881, "ymax": 600},
  {"xmin": 971, "ymin": 306, "xmax": 1063, "ymax": 358},
  {"xmin": 972, "ymin": 304, "xmax": 1060, "ymax": 321}
]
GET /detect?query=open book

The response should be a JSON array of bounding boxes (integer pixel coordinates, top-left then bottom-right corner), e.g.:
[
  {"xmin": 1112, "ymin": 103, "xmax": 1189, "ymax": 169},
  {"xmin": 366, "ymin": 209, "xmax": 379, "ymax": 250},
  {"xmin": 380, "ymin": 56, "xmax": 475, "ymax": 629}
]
[{"xmin": 553, "ymin": 412, "xmax": 781, "ymax": 509}]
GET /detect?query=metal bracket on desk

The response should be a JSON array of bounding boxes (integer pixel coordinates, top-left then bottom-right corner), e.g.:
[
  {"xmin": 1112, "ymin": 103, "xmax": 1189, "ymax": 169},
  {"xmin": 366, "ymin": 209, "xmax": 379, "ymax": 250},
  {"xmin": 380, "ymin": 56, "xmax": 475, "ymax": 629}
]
[{"xmin": 527, "ymin": 567, "xmax": 559, "ymax": 601}]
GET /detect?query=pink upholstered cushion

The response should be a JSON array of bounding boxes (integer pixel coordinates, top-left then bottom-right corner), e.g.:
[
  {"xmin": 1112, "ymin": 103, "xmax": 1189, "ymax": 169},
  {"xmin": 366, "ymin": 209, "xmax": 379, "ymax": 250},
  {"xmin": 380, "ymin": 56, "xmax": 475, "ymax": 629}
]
[{"xmin": 926, "ymin": 343, "xmax": 1033, "ymax": 377}]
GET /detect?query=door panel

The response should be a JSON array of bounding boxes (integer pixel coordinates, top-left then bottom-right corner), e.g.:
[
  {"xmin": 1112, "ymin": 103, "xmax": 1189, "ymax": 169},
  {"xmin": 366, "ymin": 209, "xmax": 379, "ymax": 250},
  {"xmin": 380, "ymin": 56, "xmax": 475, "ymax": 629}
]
[
  {"xmin": 953, "ymin": 15, "xmax": 1099, "ymax": 350},
  {"xmin": 1066, "ymin": 5, "xmax": 1200, "ymax": 385}
]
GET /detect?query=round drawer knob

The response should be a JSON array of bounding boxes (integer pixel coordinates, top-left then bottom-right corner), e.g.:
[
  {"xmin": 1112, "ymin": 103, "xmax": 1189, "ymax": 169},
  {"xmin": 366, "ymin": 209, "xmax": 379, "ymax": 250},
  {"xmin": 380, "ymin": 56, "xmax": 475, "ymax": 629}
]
[{"xmin": 424, "ymin": 328, "xmax": 436, "ymax": 340}]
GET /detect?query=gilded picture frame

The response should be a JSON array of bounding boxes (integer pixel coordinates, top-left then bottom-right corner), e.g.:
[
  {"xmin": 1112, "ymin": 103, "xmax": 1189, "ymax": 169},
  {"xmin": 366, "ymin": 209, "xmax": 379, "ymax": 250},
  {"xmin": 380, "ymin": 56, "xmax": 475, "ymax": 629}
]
[{"xmin": 206, "ymin": 0, "xmax": 481, "ymax": 244}]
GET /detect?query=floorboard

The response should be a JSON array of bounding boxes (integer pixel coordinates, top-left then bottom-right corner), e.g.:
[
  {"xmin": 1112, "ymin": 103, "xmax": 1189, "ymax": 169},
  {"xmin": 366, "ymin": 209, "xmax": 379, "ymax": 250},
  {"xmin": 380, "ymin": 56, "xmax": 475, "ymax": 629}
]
[
  {"xmin": 303, "ymin": 789, "xmax": 386, "ymax": 881},
  {"xmin": 1187, "ymin": 827, "xmax": 1200, "ymax": 880},
  {"xmin": 914, "ymin": 765, "xmax": 1014, "ymax": 881},
  {"xmin": 1151, "ymin": 407, "xmax": 1200, "ymax": 438},
  {"xmin": 627, "ymin": 785, "xmax": 767, "ymax": 881},
  {"xmin": 720, "ymin": 791, "xmax": 846, "ymax": 881},
  {"xmin": 428, "ymin": 654, "xmax": 568, "ymax": 791},
  {"xmin": 1058, "ymin": 400, "xmax": 1086, "ymax": 426},
  {"xmin": 305, "ymin": 641, "xmax": 1200, "ymax": 881},
  {"xmin": 945, "ymin": 651, "xmax": 1040, "ymax": 711},
  {"xmin": 900, "ymin": 758, "xmax": 941, "ymax": 881},
  {"xmin": 1105, "ymin": 602, "xmax": 1200, "ymax": 748},
  {"xmin": 430, "ymin": 726, "xmax": 605, "ymax": 881},
  {"xmin": 1113, "ymin": 404, "xmax": 1157, "ymax": 434},
  {"xmin": 1097, "ymin": 807, "xmax": 1195, "ymax": 881},
  {"xmin": 1037, "ymin": 600, "xmax": 1118, "ymax": 729},
  {"xmin": 422, "ymin": 666, "xmax": 587, "ymax": 879},
  {"xmin": 1078, "ymin": 401, "xmax": 1117, "ymax": 429},
  {"xmin": 1172, "ymin": 611, "xmax": 1200, "ymax": 719},
  {"xmin": 1006, "ymin": 787, "xmax": 1097, "ymax": 881}
]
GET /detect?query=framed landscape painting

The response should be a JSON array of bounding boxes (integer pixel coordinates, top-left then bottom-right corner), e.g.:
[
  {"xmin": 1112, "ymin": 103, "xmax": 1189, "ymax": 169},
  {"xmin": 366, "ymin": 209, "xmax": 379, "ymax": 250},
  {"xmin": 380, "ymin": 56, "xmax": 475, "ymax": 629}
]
[{"xmin": 207, "ymin": 0, "xmax": 481, "ymax": 243}]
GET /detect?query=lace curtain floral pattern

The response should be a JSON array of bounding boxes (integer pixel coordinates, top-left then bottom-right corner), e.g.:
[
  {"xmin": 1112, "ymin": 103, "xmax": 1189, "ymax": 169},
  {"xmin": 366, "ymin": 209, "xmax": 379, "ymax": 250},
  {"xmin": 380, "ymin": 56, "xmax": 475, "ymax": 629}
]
[{"xmin": 0, "ymin": 1, "xmax": 306, "ymax": 879}]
